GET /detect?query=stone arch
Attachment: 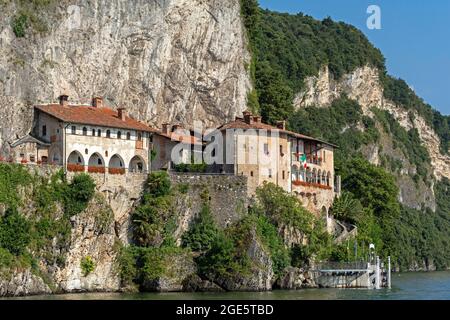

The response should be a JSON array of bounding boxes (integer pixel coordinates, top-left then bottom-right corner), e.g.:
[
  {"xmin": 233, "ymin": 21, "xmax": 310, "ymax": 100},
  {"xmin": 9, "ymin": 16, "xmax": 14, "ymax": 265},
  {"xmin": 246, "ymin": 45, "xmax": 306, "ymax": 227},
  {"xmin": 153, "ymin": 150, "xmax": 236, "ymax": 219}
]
[
  {"xmin": 306, "ymin": 167, "xmax": 312, "ymax": 183},
  {"xmin": 67, "ymin": 150, "xmax": 85, "ymax": 172},
  {"xmin": 49, "ymin": 145, "xmax": 62, "ymax": 165},
  {"xmin": 68, "ymin": 150, "xmax": 84, "ymax": 165},
  {"xmin": 291, "ymin": 164, "xmax": 299, "ymax": 181},
  {"xmin": 88, "ymin": 152, "xmax": 105, "ymax": 173},
  {"xmin": 108, "ymin": 154, "xmax": 125, "ymax": 174},
  {"xmin": 129, "ymin": 155, "xmax": 146, "ymax": 173}
]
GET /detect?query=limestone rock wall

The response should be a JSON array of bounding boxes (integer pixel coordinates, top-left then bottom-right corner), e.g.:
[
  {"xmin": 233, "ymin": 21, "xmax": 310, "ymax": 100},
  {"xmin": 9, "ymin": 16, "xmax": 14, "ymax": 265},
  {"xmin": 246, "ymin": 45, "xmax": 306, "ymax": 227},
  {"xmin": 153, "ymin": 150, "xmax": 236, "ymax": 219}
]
[
  {"xmin": 295, "ymin": 65, "xmax": 450, "ymax": 182},
  {"xmin": 0, "ymin": 0, "xmax": 251, "ymax": 153}
]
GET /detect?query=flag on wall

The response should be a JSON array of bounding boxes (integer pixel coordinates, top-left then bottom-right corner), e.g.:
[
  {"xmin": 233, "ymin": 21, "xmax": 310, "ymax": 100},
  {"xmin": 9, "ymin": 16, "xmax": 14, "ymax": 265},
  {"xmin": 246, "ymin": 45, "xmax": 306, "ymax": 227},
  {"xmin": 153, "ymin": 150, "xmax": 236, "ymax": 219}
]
[{"xmin": 300, "ymin": 154, "xmax": 307, "ymax": 169}]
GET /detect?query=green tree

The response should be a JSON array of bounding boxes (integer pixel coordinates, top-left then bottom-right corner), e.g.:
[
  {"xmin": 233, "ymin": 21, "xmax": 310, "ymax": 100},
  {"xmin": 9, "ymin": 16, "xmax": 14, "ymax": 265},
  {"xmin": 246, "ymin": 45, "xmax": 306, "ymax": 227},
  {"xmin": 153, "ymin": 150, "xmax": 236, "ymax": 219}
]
[
  {"xmin": 0, "ymin": 208, "xmax": 31, "ymax": 256},
  {"xmin": 256, "ymin": 61, "xmax": 294, "ymax": 124},
  {"xmin": 182, "ymin": 205, "xmax": 220, "ymax": 253}
]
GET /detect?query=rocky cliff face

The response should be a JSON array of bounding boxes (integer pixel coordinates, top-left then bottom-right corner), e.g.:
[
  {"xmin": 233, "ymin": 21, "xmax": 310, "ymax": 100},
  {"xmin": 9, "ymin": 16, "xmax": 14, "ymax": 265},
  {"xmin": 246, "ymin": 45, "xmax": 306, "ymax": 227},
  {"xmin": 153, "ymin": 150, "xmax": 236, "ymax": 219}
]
[{"xmin": 0, "ymin": 0, "xmax": 251, "ymax": 153}]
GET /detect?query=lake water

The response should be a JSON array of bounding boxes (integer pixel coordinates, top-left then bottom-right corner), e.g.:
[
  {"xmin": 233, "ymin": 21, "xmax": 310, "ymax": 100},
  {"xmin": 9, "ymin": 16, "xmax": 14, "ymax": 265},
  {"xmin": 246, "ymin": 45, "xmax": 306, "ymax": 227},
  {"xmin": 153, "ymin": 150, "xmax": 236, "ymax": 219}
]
[{"xmin": 7, "ymin": 271, "xmax": 450, "ymax": 300}]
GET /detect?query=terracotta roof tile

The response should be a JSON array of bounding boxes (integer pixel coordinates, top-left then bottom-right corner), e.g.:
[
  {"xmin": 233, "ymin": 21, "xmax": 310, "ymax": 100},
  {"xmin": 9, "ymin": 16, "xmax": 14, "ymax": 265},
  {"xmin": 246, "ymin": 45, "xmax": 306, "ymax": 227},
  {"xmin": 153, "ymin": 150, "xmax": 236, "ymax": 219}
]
[
  {"xmin": 156, "ymin": 132, "xmax": 204, "ymax": 146},
  {"xmin": 35, "ymin": 104, "xmax": 158, "ymax": 133},
  {"xmin": 217, "ymin": 118, "xmax": 337, "ymax": 147}
]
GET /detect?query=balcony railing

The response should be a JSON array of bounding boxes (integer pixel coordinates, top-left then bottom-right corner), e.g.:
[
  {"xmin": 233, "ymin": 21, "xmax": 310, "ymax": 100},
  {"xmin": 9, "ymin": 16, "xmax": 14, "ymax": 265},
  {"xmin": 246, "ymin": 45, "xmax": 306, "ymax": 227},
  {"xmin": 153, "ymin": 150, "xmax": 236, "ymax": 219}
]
[
  {"xmin": 88, "ymin": 166, "xmax": 106, "ymax": 174},
  {"xmin": 291, "ymin": 153, "xmax": 322, "ymax": 166},
  {"xmin": 108, "ymin": 167, "xmax": 126, "ymax": 175},
  {"xmin": 67, "ymin": 164, "xmax": 85, "ymax": 172},
  {"xmin": 292, "ymin": 180, "xmax": 332, "ymax": 190}
]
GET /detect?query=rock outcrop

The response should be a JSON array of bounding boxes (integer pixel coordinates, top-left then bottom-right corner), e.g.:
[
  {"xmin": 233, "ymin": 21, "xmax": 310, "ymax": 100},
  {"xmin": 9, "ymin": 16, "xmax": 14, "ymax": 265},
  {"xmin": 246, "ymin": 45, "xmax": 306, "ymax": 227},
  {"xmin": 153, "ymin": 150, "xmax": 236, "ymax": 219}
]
[
  {"xmin": 0, "ymin": 270, "xmax": 52, "ymax": 297},
  {"xmin": 276, "ymin": 267, "xmax": 317, "ymax": 289},
  {"xmin": 0, "ymin": 0, "xmax": 251, "ymax": 153},
  {"xmin": 295, "ymin": 65, "xmax": 450, "ymax": 182},
  {"xmin": 211, "ymin": 228, "xmax": 274, "ymax": 292},
  {"xmin": 51, "ymin": 194, "xmax": 120, "ymax": 292}
]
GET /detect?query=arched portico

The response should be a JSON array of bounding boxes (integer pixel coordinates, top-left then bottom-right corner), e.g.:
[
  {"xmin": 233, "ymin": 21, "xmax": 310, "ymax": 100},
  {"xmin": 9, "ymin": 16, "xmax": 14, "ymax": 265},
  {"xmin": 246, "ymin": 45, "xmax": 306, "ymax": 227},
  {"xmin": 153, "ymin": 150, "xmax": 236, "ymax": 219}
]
[
  {"xmin": 129, "ymin": 155, "xmax": 146, "ymax": 173},
  {"xmin": 108, "ymin": 154, "xmax": 125, "ymax": 174},
  {"xmin": 88, "ymin": 152, "xmax": 105, "ymax": 173},
  {"xmin": 67, "ymin": 150, "xmax": 85, "ymax": 172}
]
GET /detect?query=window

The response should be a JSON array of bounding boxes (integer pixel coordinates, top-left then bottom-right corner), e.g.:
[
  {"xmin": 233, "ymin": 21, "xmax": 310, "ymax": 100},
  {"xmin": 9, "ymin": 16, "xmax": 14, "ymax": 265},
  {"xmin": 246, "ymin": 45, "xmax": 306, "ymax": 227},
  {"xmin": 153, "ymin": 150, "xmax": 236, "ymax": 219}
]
[
  {"xmin": 282, "ymin": 170, "xmax": 285, "ymax": 180},
  {"xmin": 98, "ymin": 129, "xmax": 101, "ymax": 137},
  {"xmin": 212, "ymin": 149, "xmax": 216, "ymax": 157},
  {"xmin": 250, "ymin": 171, "xmax": 254, "ymax": 177},
  {"xmin": 20, "ymin": 153, "xmax": 25, "ymax": 158},
  {"xmin": 280, "ymin": 145, "xmax": 283, "ymax": 156},
  {"xmin": 106, "ymin": 130, "xmax": 111, "ymax": 138},
  {"xmin": 56, "ymin": 129, "xmax": 60, "ymax": 134},
  {"xmin": 264, "ymin": 143, "xmax": 269, "ymax": 155},
  {"xmin": 138, "ymin": 132, "xmax": 142, "ymax": 141},
  {"xmin": 323, "ymin": 150, "xmax": 326, "ymax": 163},
  {"xmin": 268, "ymin": 169, "xmax": 272, "ymax": 178},
  {"xmin": 127, "ymin": 132, "xmax": 131, "ymax": 140},
  {"xmin": 117, "ymin": 131, "xmax": 121, "ymax": 139},
  {"xmin": 98, "ymin": 158, "xmax": 102, "ymax": 165},
  {"xmin": 71, "ymin": 126, "xmax": 76, "ymax": 134},
  {"xmin": 105, "ymin": 151, "xmax": 109, "ymax": 157},
  {"xmin": 29, "ymin": 155, "xmax": 35, "ymax": 163},
  {"xmin": 92, "ymin": 129, "xmax": 96, "ymax": 136},
  {"xmin": 85, "ymin": 149, "xmax": 88, "ymax": 155},
  {"xmin": 42, "ymin": 125, "xmax": 47, "ymax": 136},
  {"xmin": 82, "ymin": 127, "xmax": 87, "ymax": 135}
]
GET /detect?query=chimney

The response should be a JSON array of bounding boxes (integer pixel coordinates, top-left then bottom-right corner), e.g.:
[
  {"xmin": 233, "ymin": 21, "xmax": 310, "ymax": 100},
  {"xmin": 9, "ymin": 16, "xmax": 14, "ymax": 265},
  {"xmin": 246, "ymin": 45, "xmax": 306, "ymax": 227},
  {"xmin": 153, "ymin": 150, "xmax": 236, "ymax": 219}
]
[
  {"xmin": 276, "ymin": 120, "xmax": 286, "ymax": 130},
  {"xmin": 118, "ymin": 108, "xmax": 127, "ymax": 121},
  {"xmin": 172, "ymin": 124, "xmax": 185, "ymax": 133},
  {"xmin": 59, "ymin": 94, "xmax": 69, "ymax": 107},
  {"xmin": 253, "ymin": 116, "xmax": 262, "ymax": 123},
  {"xmin": 161, "ymin": 123, "xmax": 170, "ymax": 134},
  {"xmin": 92, "ymin": 97, "xmax": 103, "ymax": 108},
  {"xmin": 243, "ymin": 111, "xmax": 253, "ymax": 125}
]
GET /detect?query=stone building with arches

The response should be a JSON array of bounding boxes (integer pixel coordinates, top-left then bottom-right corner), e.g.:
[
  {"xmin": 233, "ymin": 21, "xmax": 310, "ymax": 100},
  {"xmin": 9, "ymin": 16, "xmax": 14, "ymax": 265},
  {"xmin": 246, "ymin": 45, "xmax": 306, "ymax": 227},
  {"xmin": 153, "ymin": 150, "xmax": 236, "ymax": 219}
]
[
  {"xmin": 14, "ymin": 95, "xmax": 158, "ymax": 177},
  {"xmin": 211, "ymin": 111, "xmax": 341, "ymax": 220}
]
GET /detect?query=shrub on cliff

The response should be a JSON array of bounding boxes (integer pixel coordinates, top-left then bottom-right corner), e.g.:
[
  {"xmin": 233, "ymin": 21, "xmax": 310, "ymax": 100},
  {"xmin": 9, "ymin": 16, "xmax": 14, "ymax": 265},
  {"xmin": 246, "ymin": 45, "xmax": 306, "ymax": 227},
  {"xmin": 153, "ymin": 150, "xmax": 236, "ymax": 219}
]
[
  {"xmin": 0, "ymin": 208, "xmax": 31, "ymax": 256},
  {"xmin": 147, "ymin": 171, "xmax": 171, "ymax": 197},
  {"xmin": 182, "ymin": 205, "xmax": 219, "ymax": 253},
  {"xmin": 63, "ymin": 173, "xmax": 96, "ymax": 216},
  {"xmin": 255, "ymin": 182, "xmax": 314, "ymax": 235}
]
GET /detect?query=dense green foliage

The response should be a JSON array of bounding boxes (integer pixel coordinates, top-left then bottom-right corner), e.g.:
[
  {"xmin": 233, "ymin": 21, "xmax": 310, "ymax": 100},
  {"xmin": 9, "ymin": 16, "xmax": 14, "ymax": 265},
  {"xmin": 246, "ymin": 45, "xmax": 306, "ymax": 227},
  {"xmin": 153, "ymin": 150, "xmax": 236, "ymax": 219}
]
[
  {"xmin": 255, "ymin": 183, "xmax": 334, "ymax": 266},
  {"xmin": 182, "ymin": 205, "xmax": 220, "ymax": 253},
  {"xmin": 254, "ymin": 214, "xmax": 290, "ymax": 276},
  {"xmin": 0, "ymin": 208, "xmax": 31, "ymax": 256},
  {"xmin": 122, "ymin": 172, "xmax": 196, "ymax": 290},
  {"xmin": 131, "ymin": 171, "xmax": 177, "ymax": 247},
  {"xmin": 0, "ymin": 164, "xmax": 96, "ymax": 272}
]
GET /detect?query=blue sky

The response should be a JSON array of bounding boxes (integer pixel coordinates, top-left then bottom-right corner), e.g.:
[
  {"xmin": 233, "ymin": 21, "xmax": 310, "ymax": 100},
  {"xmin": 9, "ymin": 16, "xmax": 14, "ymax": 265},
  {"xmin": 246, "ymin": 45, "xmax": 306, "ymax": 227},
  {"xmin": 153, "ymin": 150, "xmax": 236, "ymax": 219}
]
[{"xmin": 259, "ymin": 0, "xmax": 450, "ymax": 115}]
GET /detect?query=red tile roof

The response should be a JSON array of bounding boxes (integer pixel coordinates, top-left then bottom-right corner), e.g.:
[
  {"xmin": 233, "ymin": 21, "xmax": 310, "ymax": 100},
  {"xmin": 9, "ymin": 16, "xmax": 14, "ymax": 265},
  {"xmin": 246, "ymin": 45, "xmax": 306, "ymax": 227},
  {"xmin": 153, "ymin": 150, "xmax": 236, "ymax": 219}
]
[
  {"xmin": 156, "ymin": 132, "xmax": 204, "ymax": 146},
  {"xmin": 217, "ymin": 117, "xmax": 337, "ymax": 147},
  {"xmin": 35, "ymin": 104, "xmax": 158, "ymax": 133}
]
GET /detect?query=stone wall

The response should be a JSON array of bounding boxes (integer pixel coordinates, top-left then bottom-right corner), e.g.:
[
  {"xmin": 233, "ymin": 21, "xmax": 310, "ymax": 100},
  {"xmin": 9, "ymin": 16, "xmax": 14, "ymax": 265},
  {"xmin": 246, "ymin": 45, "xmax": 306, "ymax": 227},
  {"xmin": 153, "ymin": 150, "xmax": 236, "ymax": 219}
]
[{"xmin": 170, "ymin": 173, "xmax": 249, "ymax": 231}]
